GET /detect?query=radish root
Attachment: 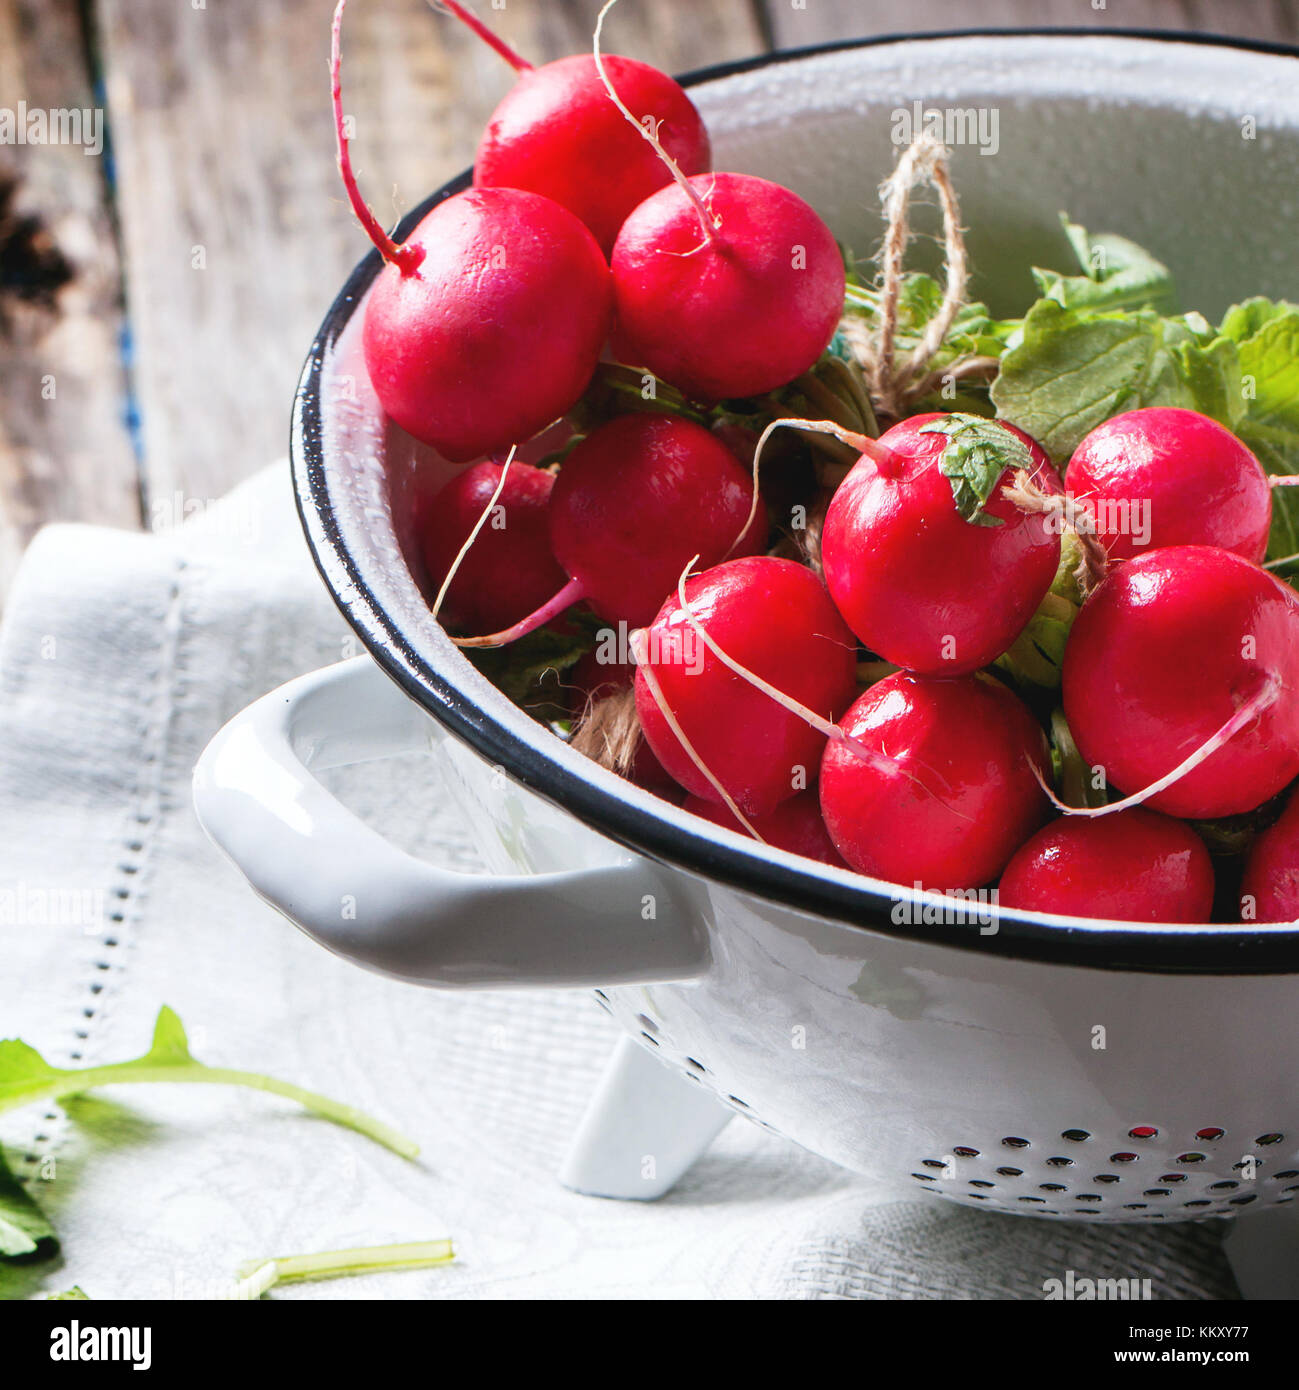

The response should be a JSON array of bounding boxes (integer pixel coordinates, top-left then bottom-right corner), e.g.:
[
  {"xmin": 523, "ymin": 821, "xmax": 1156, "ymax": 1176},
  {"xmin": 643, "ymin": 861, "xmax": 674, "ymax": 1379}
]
[
  {"xmin": 1003, "ymin": 468, "xmax": 1110, "ymax": 596},
  {"xmin": 430, "ymin": 1, "xmax": 534, "ymax": 73},
  {"xmin": 450, "ymin": 575, "xmax": 587, "ymax": 649},
  {"xmin": 1040, "ymin": 676, "xmax": 1281, "ymax": 817}
]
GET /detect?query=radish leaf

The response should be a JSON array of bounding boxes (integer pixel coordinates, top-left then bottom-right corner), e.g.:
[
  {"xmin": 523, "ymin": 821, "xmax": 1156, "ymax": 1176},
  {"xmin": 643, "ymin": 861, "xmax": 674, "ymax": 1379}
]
[
  {"xmin": 0, "ymin": 1147, "xmax": 56, "ymax": 1260},
  {"xmin": 920, "ymin": 412, "xmax": 1033, "ymax": 526},
  {"xmin": 990, "ymin": 301, "xmax": 1241, "ymax": 462},
  {"xmin": 1033, "ymin": 215, "xmax": 1176, "ymax": 313},
  {"xmin": 0, "ymin": 1007, "xmax": 417, "ymax": 1159}
]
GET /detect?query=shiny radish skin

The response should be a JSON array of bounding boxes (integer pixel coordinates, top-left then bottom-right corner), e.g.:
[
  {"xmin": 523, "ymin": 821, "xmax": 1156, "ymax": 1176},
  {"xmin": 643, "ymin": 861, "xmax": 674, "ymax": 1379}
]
[
  {"xmin": 1240, "ymin": 786, "xmax": 1299, "ymax": 922},
  {"xmin": 361, "ymin": 188, "xmax": 612, "ymax": 461},
  {"xmin": 420, "ymin": 460, "xmax": 565, "ymax": 634},
  {"xmin": 683, "ymin": 791, "xmax": 849, "ymax": 868},
  {"xmin": 475, "ymin": 54, "xmax": 711, "ymax": 254},
  {"xmin": 821, "ymin": 413, "xmax": 1061, "ymax": 676},
  {"xmin": 998, "ymin": 809, "xmax": 1215, "ymax": 924},
  {"xmin": 1066, "ymin": 407, "xmax": 1271, "ymax": 563},
  {"xmin": 1062, "ymin": 545, "xmax": 1299, "ymax": 819},
  {"xmin": 819, "ymin": 672, "xmax": 1049, "ymax": 891},
  {"xmin": 611, "ymin": 173, "xmax": 846, "ymax": 401},
  {"xmin": 549, "ymin": 413, "xmax": 766, "ymax": 628},
  {"xmin": 634, "ymin": 557, "xmax": 858, "ymax": 817}
]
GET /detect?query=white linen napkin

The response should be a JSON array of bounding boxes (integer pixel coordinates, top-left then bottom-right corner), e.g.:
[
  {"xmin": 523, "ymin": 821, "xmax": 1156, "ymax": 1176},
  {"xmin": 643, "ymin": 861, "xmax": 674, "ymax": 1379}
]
[{"xmin": 0, "ymin": 465, "xmax": 1240, "ymax": 1299}]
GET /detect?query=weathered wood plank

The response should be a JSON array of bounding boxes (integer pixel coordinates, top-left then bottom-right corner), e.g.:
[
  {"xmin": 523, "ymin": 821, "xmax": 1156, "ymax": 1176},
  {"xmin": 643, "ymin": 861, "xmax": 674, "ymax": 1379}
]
[
  {"xmin": 0, "ymin": 0, "xmax": 138, "ymax": 604},
  {"xmin": 765, "ymin": 0, "xmax": 1299, "ymax": 46},
  {"xmin": 94, "ymin": 0, "xmax": 765, "ymax": 510}
]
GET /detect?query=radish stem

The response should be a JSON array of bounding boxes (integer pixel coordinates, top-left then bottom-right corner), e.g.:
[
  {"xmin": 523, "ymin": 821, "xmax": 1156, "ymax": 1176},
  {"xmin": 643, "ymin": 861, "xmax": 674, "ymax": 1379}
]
[
  {"xmin": 231, "ymin": 1239, "xmax": 454, "ymax": 1299},
  {"xmin": 432, "ymin": 1, "xmax": 533, "ymax": 72},
  {"xmin": 332, "ymin": 0, "xmax": 421, "ymax": 273},
  {"xmin": 735, "ymin": 416, "xmax": 894, "ymax": 557},
  {"xmin": 451, "ymin": 574, "xmax": 588, "ymax": 649}
]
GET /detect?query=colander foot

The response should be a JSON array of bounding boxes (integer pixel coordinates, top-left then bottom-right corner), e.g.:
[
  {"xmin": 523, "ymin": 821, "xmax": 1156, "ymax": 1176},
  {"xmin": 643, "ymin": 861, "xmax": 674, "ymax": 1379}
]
[{"xmin": 559, "ymin": 1035, "xmax": 733, "ymax": 1200}]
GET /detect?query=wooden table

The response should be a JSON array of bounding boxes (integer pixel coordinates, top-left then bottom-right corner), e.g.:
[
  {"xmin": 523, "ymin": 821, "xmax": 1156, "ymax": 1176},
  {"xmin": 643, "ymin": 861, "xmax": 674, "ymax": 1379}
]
[{"xmin": 3, "ymin": 0, "xmax": 1297, "ymax": 602}]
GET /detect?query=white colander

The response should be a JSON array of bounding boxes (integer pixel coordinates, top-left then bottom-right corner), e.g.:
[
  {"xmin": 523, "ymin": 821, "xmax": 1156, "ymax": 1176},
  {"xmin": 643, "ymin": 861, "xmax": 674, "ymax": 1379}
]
[{"xmin": 194, "ymin": 32, "xmax": 1299, "ymax": 1228}]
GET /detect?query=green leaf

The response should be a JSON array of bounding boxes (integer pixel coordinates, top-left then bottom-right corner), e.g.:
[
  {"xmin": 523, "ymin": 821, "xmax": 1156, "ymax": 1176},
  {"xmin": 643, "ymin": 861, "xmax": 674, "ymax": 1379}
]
[
  {"xmin": 993, "ymin": 534, "xmax": 1087, "ymax": 691},
  {"xmin": 0, "ymin": 1147, "xmax": 57, "ymax": 1261},
  {"xmin": 1219, "ymin": 296, "xmax": 1299, "ymax": 344},
  {"xmin": 1032, "ymin": 216, "xmax": 1176, "ymax": 313},
  {"xmin": 47, "ymin": 1286, "xmax": 89, "ymax": 1300},
  {"xmin": 571, "ymin": 364, "xmax": 707, "ymax": 431},
  {"xmin": 1167, "ymin": 335, "xmax": 1245, "ymax": 428},
  {"xmin": 991, "ymin": 301, "xmax": 1165, "ymax": 460},
  {"xmin": 1223, "ymin": 303, "xmax": 1299, "ymax": 566},
  {"xmin": 919, "ymin": 412, "xmax": 1033, "ymax": 526},
  {"xmin": 990, "ymin": 301, "xmax": 1240, "ymax": 463},
  {"xmin": 0, "ymin": 1006, "xmax": 418, "ymax": 1160},
  {"xmin": 1237, "ymin": 307, "xmax": 1299, "ymax": 427}
]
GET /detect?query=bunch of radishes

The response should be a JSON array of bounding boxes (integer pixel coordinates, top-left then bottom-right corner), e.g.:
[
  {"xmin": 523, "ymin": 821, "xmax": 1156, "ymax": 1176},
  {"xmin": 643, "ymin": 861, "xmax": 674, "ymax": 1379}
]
[{"xmin": 333, "ymin": 1, "xmax": 1299, "ymax": 927}]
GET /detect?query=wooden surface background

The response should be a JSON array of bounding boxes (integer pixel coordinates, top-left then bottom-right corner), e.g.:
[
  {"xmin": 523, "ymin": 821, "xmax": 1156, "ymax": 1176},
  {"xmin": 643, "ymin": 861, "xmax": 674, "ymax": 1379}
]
[{"xmin": 1, "ymin": 0, "xmax": 1296, "ymax": 602}]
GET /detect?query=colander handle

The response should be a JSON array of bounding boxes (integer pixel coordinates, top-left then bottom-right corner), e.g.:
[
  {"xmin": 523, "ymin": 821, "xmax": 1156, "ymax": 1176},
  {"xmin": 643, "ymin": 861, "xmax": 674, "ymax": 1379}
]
[{"xmin": 191, "ymin": 657, "xmax": 709, "ymax": 988}]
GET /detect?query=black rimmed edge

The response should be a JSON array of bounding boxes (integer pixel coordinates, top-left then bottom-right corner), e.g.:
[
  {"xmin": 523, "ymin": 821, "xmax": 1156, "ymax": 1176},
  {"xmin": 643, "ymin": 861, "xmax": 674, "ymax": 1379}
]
[{"xmin": 292, "ymin": 28, "xmax": 1299, "ymax": 975}]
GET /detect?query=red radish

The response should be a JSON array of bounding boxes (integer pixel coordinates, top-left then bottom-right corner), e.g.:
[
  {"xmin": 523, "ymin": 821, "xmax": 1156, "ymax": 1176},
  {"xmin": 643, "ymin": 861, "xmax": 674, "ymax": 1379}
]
[
  {"xmin": 634, "ymin": 557, "xmax": 858, "ymax": 817},
  {"xmin": 819, "ymin": 672, "xmax": 1048, "ymax": 890},
  {"xmin": 1062, "ymin": 545, "xmax": 1299, "ymax": 819},
  {"xmin": 456, "ymin": 413, "xmax": 766, "ymax": 644},
  {"xmin": 683, "ymin": 792, "xmax": 849, "ymax": 868},
  {"xmin": 1240, "ymin": 787, "xmax": 1299, "ymax": 922},
  {"xmin": 610, "ymin": 172, "xmax": 845, "ymax": 401},
  {"xmin": 998, "ymin": 809, "xmax": 1215, "ymax": 923},
  {"xmin": 420, "ymin": 458, "xmax": 565, "ymax": 633},
  {"xmin": 820, "ymin": 412, "xmax": 1061, "ymax": 676},
  {"xmin": 332, "ymin": 0, "xmax": 611, "ymax": 461},
  {"xmin": 435, "ymin": 2, "xmax": 711, "ymax": 253},
  {"xmin": 1065, "ymin": 407, "xmax": 1271, "ymax": 563}
]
